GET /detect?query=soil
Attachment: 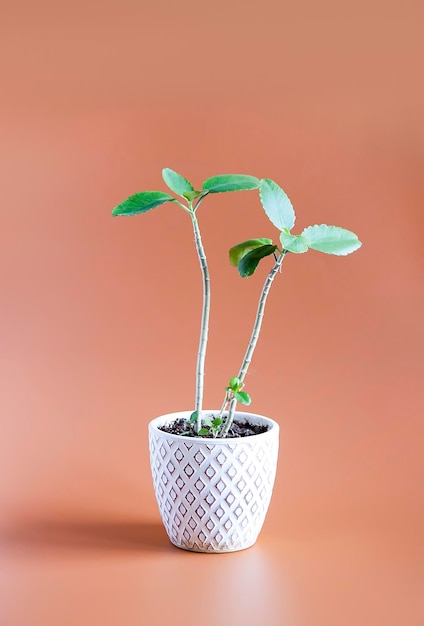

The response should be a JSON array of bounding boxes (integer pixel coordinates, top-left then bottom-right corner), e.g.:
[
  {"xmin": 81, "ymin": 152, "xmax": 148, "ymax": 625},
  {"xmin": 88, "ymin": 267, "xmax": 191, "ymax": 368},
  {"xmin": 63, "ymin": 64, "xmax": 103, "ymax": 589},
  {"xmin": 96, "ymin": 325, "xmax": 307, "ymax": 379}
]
[{"xmin": 158, "ymin": 417, "xmax": 269, "ymax": 438}]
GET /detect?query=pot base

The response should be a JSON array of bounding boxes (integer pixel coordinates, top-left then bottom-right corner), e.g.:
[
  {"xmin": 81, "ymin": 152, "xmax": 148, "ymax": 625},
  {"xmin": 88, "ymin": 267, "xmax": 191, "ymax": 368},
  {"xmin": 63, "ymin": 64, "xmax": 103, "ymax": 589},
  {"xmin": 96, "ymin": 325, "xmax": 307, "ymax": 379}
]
[{"xmin": 170, "ymin": 539, "xmax": 257, "ymax": 553}]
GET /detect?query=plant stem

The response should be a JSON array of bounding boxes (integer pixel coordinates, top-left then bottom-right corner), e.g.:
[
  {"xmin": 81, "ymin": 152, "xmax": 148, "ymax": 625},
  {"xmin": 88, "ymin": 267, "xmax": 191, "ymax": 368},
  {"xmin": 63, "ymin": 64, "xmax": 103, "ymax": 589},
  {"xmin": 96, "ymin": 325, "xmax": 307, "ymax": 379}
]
[
  {"xmin": 190, "ymin": 211, "xmax": 210, "ymax": 434},
  {"xmin": 220, "ymin": 251, "xmax": 286, "ymax": 437},
  {"xmin": 218, "ymin": 391, "xmax": 230, "ymax": 419}
]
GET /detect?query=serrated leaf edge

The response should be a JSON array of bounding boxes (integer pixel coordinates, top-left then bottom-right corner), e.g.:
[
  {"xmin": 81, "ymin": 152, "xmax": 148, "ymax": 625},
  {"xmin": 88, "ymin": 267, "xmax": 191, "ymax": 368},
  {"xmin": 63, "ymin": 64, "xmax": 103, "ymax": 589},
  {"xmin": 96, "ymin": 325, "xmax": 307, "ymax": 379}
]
[
  {"xmin": 301, "ymin": 224, "xmax": 362, "ymax": 256},
  {"xmin": 259, "ymin": 178, "xmax": 296, "ymax": 232}
]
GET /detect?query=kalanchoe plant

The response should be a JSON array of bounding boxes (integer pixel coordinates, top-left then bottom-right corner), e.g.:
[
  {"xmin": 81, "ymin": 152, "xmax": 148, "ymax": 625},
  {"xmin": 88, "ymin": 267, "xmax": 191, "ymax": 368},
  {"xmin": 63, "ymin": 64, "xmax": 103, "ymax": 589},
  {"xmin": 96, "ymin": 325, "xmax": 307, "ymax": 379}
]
[
  {"xmin": 112, "ymin": 169, "xmax": 362, "ymax": 438},
  {"xmin": 112, "ymin": 168, "xmax": 261, "ymax": 435},
  {"xmin": 218, "ymin": 178, "xmax": 362, "ymax": 435}
]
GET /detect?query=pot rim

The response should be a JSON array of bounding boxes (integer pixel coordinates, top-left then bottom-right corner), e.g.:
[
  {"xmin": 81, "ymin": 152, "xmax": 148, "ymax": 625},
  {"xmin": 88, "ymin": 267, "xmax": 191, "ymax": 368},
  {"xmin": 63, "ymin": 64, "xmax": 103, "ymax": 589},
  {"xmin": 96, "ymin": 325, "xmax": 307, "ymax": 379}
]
[{"xmin": 148, "ymin": 410, "xmax": 279, "ymax": 445}]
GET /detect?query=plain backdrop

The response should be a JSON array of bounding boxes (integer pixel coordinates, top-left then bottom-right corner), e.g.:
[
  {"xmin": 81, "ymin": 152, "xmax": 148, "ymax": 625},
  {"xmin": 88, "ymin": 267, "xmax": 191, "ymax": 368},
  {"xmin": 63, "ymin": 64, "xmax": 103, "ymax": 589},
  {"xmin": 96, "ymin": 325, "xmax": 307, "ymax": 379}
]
[{"xmin": 1, "ymin": 1, "xmax": 423, "ymax": 625}]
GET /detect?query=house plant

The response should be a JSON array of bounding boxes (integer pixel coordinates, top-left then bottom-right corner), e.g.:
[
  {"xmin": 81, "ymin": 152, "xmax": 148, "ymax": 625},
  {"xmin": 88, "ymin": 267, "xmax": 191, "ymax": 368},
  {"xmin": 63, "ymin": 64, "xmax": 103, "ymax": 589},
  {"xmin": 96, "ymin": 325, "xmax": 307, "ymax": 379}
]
[{"xmin": 112, "ymin": 169, "xmax": 362, "ymax": 552}]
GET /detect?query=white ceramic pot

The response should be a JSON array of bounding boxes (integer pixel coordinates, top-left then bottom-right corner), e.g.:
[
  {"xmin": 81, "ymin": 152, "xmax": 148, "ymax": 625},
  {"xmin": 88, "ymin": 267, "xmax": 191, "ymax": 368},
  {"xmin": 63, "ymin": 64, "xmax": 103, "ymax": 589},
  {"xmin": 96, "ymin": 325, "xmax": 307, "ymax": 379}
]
[{"xmin": 148, "ymin": 410, "xmax": 279, "ymax": 553}]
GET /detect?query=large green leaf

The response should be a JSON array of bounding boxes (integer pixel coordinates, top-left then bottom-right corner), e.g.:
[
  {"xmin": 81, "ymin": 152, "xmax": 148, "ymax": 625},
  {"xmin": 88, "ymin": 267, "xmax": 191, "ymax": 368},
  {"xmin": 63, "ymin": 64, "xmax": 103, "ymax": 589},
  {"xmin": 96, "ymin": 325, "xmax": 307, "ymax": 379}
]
[
  {"xmin": 302, "ymin": 224, "xmax": 362, "ymax": 255},
  {"xmin": 238, "ymin": 244, "xmax": 277, "ymax": 277},
  {"xmin": 259, "ymin": 179, "xmax": 296, "ymax": 231},
  {"xmin": 202, "ymin": 174, "xmax": 260, "ymax": 193},
  {"xmin": 162, "ymin": 168, "xmax": 194, "ymax": 196},
  {"xmin": 112, "ymin": 191, "xmax": 173, "ymax": 216},
  {"xmin": 229, "ymin": 238, "xmax": 273, "ymax": 267},
  {"xmin": 280, "ymin": 231, "xmax": 309, "ymax": 253}
]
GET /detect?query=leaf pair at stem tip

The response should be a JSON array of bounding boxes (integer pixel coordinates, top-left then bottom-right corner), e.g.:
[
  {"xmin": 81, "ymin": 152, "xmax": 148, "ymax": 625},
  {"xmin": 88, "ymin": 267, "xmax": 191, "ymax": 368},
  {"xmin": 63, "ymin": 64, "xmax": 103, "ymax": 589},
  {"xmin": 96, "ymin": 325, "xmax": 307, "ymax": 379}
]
[
  {"xmin": 111, "ymin": 170, "xmax": 262, "ymax": 216},
  {"xmin": 226, "ymin": 377, "xmax": 251, "ymax": 406},
  {"xmin": 229, "ymin": 178, "xmax": 362, "ymax": 277}
]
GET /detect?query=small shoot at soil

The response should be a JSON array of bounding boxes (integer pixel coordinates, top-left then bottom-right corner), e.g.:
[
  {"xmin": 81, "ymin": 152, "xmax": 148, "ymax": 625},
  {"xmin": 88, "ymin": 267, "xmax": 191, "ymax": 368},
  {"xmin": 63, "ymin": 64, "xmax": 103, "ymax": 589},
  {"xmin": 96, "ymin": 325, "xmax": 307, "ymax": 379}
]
[
  {"xmin": 217, "ymin": 376, "xmax": 251, "ymax": 434},
  {"xmin": 198, "ymin": 416, "xmax": 223, "ymax": 438}
]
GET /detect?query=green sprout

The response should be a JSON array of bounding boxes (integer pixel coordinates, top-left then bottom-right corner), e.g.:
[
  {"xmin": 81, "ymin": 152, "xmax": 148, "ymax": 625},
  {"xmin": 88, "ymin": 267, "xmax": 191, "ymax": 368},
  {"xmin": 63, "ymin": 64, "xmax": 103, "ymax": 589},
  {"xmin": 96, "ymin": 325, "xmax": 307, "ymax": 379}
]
[{"xmin": 198, "ymin": 416, "xmax": 223, "ymax": 438}]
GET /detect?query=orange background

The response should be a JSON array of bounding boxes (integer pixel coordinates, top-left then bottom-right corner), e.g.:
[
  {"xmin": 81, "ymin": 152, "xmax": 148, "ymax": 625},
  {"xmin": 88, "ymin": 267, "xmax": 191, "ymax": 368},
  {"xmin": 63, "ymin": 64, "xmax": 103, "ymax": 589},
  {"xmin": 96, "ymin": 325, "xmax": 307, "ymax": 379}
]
[{"xmin": 1, "ymin": 1, "xmax": 423, "ymax": 625}]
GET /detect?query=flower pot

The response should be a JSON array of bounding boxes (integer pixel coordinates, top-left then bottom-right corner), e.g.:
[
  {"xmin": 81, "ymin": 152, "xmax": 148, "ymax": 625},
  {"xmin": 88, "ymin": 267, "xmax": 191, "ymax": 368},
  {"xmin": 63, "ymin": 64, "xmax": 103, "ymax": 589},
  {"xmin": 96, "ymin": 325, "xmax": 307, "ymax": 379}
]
[{"xmin": 148, "ymin": 410, "xmax": 279, "ymax": 553}]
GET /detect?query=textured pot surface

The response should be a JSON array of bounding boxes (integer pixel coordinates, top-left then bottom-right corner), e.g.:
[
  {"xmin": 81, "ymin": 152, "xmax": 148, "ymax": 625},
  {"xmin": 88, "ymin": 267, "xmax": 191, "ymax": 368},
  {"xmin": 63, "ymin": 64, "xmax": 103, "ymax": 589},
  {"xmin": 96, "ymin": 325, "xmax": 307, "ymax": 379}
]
[{"xmin": 149, "ymin": 411, "xmax": 279, "ymax": 553}]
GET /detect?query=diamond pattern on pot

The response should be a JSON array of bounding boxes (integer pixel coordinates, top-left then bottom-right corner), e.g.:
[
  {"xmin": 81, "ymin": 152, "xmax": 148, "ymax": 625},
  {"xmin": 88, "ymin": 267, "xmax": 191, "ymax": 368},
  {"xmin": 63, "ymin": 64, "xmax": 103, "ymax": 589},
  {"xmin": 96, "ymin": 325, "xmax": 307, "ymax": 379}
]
[{"xmin": 149, "ymin": 417, "xmax": 279, "ymax": 553}]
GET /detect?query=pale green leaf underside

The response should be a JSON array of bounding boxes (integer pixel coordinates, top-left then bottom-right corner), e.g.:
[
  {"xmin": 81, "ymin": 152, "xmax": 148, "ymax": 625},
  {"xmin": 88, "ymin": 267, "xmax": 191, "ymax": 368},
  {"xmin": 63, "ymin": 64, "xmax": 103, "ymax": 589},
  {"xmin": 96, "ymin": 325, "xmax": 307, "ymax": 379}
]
[
  {"xmin": 280, "ymin": 231, "xmax": 309, "ymax": 253},
  {"xmin": 259, "ymin": 179, "xmax": 296, "ymax": 232},
  {"xmin": 112, "ymin": 191, "xmax": 174, "ymax": 216},
  {"xmin": 202, "ymin": 174, "xmax": 260, "ymax": 193},
  {"xmin": 162, "ymin": 168, "xmax": 194, "ymax": 196},
  {"xmin": 302, "ymin": 224, "xmax": 362, "ymax": 255},
  {"xmin": 238, "ymin": 244, "xmax": 277, "ymax": 277},
  {"xmin": 229, "ymin": 238, "xmax": 273, "ymax": 267}
]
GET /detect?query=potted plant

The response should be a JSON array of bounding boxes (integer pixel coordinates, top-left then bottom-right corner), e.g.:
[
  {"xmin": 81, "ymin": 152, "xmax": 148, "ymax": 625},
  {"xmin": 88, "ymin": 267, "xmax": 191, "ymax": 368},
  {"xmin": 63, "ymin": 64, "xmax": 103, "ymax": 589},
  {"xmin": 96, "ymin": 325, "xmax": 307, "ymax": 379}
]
[{"xmin": 112, "ymin": 169, "xmax": 361, "ymax": 552}]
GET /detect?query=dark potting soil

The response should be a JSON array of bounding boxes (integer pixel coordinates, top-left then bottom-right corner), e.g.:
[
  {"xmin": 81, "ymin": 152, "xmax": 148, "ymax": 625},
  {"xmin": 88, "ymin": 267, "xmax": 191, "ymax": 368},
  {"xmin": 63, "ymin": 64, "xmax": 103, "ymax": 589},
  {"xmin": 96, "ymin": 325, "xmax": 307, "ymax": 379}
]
[{"xmin": 158, "ymin": 417, "xmax": 269, "ymax": 438}]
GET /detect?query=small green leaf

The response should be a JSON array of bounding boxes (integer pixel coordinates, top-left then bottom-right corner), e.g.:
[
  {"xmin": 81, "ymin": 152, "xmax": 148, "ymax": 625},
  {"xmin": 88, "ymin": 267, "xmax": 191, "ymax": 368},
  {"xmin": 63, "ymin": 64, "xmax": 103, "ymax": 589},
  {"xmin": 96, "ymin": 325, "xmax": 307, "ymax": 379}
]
[
  {"xmin": 198, "ymin": 428, "xmax": 209, "ymax": 436},
  {"xmin": 182, "ymin": 190, "xmax": 207, "ymax": 202},
  {"xmin": 229, "ymin": 238, "xmax": 273, "ymax": 267},
  {"xmin": 202, "ymin": 174, "xmax": 260, "ymax": 193},
  {"xmin": 237, "ymin": 244, "xmax": 277, "ymax": 277},
  {"xmin": 162, "ymin": 168, "xmax": 194, "ymax": 196},
  {"xmin": 259, "ymin": 179, "xmax": 296, "ymax": 231},
  {"xmin": 228, "ymin": 376, "xmax": 241, "ymax": 392},
  {"xmin": 234, "ymin": 391, "xmax": 251, "ymax": 406},
  {"xmin": 189, "ymin": 411, "xmax": 199, "ymax": 423},
  {"xmin": 204, "ymin": 417, "xmax": 212, "ymax": 427},
  {"xmin": 280, "ymin": 231, "xmax": 309, "ymax": 253},
  {"xmin": 302, "ymin": 224, "xmax": 362, "ymax": 256},
  {"xmin": 112, "ymin": 191, "xmax": 173, "ymax": 216},
  {"xmin": 212, "ymin": 418, "xmax": 223, "ymax": 427}
]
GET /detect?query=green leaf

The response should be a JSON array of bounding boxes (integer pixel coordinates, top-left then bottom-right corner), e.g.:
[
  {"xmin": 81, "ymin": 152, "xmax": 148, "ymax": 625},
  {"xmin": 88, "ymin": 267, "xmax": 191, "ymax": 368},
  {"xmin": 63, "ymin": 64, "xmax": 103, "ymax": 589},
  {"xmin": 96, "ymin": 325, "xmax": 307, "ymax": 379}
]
[
  {"xmin": 198, "ymin": 428, "xmax": 209, "ymax": 436},
  {"xmin": 259, "ymin": 179, "xmax": 296, "ymax": 231},
  {"xmin": 280, "ymin": 231, "xmax": 309, "ymax": 253},
  {"xmin": 228, "ymin": 376, "xmax": 241, "ymax": 392},
  {"xmin": 182, "ymin": 190, "xmax": 207, "ymax": 202},
  {"xmin": 112, "ymin": 191, "xmax": 173, "ymax": 216},
  {"xmin": 229, "ymin": 238, "xmax": 273, "ymax": 267},
  {"xmin": 162, "ymin": 168, "xmax": 194, "ymax": 196},
  {"xmin": 237, "ymin": 244, "xmax": 277, "ymax": 277},
  {"xmin": 189, "ymin": 411, "xmax": 199, "ymax": 423},
  {"xmin": 212, "ymin": 418, "xmax": 223, "ymax": 427},
  {"xmin": 302, "ymin": 224, "xmax": 362, "ymax": 256},
  {"xmin": 234, "ymin": 391, "xmax": 251, "ymax": 406},
  {"xmin": 202, "ymin": 174, "xmax": 260, "ymax": 193}
]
